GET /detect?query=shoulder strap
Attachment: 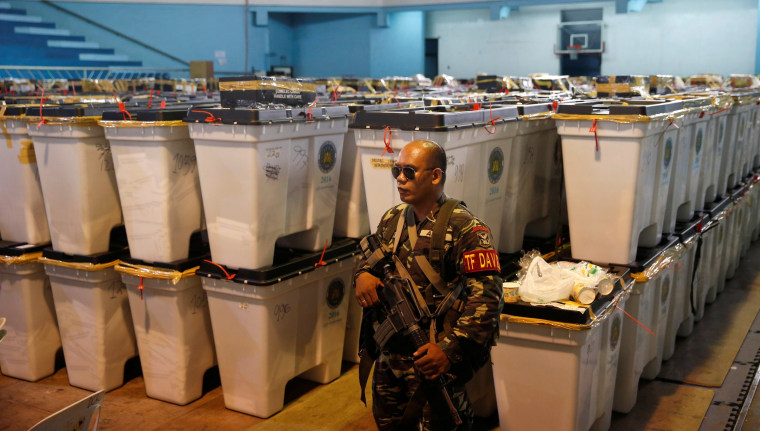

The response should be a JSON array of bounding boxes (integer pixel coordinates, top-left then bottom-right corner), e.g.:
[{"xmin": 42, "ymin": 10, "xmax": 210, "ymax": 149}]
[
  {"xmin": 408, "ymin": 198, "xmax": 461, "ymax": 297},
  {"xmin": 430, "ymin": 198, "xmax": 462, "ymax": 274},
  {"xmin": 389, "ymin": 204, "xmax": 408, "ymax": 255}
]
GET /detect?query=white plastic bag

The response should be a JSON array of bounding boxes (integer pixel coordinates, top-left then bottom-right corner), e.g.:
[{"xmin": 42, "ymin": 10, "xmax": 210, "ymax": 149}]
[{"xmin": 518, "ymin": 256, "xmax": 575, "ymax": 303}]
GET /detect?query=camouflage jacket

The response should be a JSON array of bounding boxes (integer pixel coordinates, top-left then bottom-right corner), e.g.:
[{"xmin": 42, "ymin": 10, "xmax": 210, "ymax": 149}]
[{"xmin": 357, "ymin": 195, "xmax": 504, "ymax": 371}]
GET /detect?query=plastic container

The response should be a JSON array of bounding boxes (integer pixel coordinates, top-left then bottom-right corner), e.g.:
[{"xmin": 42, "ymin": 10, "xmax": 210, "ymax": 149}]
[
  {"xmin": 101, "ymin": 108, "xmax": 206, "ymax": 263},
  {"xmin": 747, "ymin": 103, "xmax": 760, "ymax": 170},
  {"xmin": 493, "ymin": 269, "xmax": 632, "ymax": 431},
  {"xmin": 333, "ymin": 101, "xmax": 424, "ymax": 239},
  {"xmin": 0, "ymin": 241, "xmax": 61, "ymax": 381},
  {"xmin": 197, "ymin": 239, "xmax": 357, "ymax": 417},
  {"xmin": 673, "ymin": 219, "xmax": 701, "ymax": 341},
  {"xmin": 719, "ymin": 95, "xmax": 754, "ymax": 193},
  {"xmin": 614, "ymin": 237, "xmax": 676, "ymax": 412},
  {"xmin": 662, "ymin": 97, "xmax": 712, "ymax": 232},
  {"xmin": 186, "ymin": 106, "xmax": 350, "ymax": 270},
  {"xmin": 41, "ymin": 248, "xmax": 137, "ymax": 392},
  {"xmin": 726, "ymin": 185, "xmax": 750, "ymax": 279},
  {"xmin": 694, "ymin": 195, "xmax": 730, "ymax": 320},
  {"xmin": 0, "ymin": 106, "xmax": 51, "ymax": 244},
  {"xmin": 701, "ymin": 101, "xmax": 731, "ymax": 205},
  {"xmin": 498, "ymin": 102, "xmax": 562, "ymax": 252},
  {"xmin": 738, "ymin": 182, "xmax": 754, "ymax": 258},
  {"xmin": 116, "ymin": 256, "xmax": 216, "ymax": 405},
  {"xmin": 555, "ymin": 100, "xmax": 683, "ymax": 265},
  {"xmin": 351, "ymin": 104, "xmax": 520, "ymax": 249},
  {"xmin": 342, "ymin": 281, "xmax": 362, "ymax": 363},
  {"xmin": 26, "ymin": 105, "xmax": 124, "ymax": 255}
]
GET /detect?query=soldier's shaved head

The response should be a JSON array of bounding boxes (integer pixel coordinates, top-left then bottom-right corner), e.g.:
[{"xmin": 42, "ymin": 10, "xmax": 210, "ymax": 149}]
[{"xmin": 405, "ymin": 140, "xmax": 447, "ymax": 181}]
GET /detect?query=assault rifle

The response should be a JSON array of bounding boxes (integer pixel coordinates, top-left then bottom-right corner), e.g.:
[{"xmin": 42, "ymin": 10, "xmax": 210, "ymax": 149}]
[{"xmin": 359, "ymin": 234, "xmax": 462, "ymax": 426}]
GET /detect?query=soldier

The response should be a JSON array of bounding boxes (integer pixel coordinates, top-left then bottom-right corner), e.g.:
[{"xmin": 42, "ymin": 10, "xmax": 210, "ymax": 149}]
[{"xmin": 355, "ymin": 139, "xmax": 504, "ymax": 430}]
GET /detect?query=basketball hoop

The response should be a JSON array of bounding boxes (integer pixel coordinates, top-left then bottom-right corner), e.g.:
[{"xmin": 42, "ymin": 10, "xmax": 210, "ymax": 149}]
[{"xmin": 568, "ymin": 44, "xmax": 582, "ymax": 60}]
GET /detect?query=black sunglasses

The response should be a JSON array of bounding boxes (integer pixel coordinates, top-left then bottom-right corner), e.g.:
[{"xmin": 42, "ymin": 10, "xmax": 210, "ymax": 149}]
[{"xmin": 391, "ymin": 165, "xmax": 434, "ymax": 181}]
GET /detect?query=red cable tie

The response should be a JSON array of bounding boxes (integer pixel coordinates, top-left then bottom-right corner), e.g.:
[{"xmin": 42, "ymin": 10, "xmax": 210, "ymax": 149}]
[
  {"xmin": 36, "ymin": 88, "xmax": 47, "ymax": 128},
  {"xmin": 138, "ymin": 276, "xmax": 144, "ymax": 300},
  {"xmin": 203, "ymin": 259, "xmax": 236, "ymax": 280},
  {"xmin": 160, "ymin": 100, "xmax": 166, "ymax": 109},
  {"xmin": 314, "ymin": 239, "xmax": 329, "ymax": 267},
  {"xmin": 305, "ymin": 100, "xmax": 317, "ymax": 122},
  {"xmin": 615, "ymin": 304, "xmax": 655, "ymax": 336},
  {"xmin": 148, "ymin": 88, "xmax": 154, "ymax": 109},
  {"xmin": 483, "ymin": 103, "xmax": 501, "ymax": 135},
  {"xmin": 471, "ymin": 102, "xmax": 481, "ymax": 111},
  {"xmin": 696, "ymin": 213, "xmax": 705, "ymax": 233},
  {"xmin": 590, "ymin": 119, "xmax": 599, "ymax": 152},
  {"xmin": 191, "ymin": 110, "xmax": 220, "ymax": 123},
  {"xmin": 552, "ymin": 100, "xmax": 558, "ymax": 111},
  {"xmin": 699, "ymin": 111, "xmax": 705, "ymax": 119},
  {"xmin": 382, "ymin": 126, "xmax": 394, "ymax": 156},
  {"xmin": 709, "ymin": 108, "xmax": 731, "ymax": 116},
  {"xmin": 393, "ymin": 97, "xmax": 401, "ymax": 108},
  {"xmin": 118, "ymin": 102, "xmax": 132, "ymax": 121},
  {"xmin": 71, "ymin": 81, "xmax": 76, "ymax": 96}
]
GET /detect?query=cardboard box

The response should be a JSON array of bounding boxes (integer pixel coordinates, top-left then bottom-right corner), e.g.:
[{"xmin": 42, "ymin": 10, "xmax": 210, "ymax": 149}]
[{"xmin": 190, "ymin": 61, "xmax": 214, "ymax": 79}]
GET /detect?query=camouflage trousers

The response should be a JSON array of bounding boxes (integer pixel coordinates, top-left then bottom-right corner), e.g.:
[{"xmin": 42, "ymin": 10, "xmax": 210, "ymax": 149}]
[{"xmin": 372, "ymin": 352, "xmax": 473, "ymax": 431}]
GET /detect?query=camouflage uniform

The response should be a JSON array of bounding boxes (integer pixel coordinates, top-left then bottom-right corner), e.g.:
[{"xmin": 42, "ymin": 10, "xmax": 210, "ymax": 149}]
[{"xmin": 357, "ymin": 195, "xmax": 504, "ymax": 431}]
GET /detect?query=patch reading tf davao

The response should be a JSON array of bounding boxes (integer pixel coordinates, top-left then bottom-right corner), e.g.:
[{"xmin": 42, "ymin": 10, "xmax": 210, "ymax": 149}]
[{"xmin": 463, "ymin": 250, "xmax": 500, "ymax": 274}]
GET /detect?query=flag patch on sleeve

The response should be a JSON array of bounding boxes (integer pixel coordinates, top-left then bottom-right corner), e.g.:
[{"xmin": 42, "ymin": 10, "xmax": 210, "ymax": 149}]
[{"xmin": 463, "ymin": 250, "xmax": 501, "ymax": 273}]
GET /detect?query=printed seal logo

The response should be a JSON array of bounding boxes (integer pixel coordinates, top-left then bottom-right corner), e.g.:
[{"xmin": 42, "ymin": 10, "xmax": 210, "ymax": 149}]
[
  {"xmin": 610, "ymin": 314, "xmax": 621, "ymax": 350},
  {"xmin": 318, "ymin": 141, "xmax": 337, "ymax": 173},
  {"xmin": 326, "ymin": 279, "xmax": 345, "ymax": 309},
  {"xmin": 695, "ymin": 129, "xmax": 703, "ymax": 155},
  {"xmin": 487, "ymin": 147, "xmax": 504, "ymax": 184},
  {"xmin": 663, "ymin": 138, "xmax": 673, "ymax": 169}
]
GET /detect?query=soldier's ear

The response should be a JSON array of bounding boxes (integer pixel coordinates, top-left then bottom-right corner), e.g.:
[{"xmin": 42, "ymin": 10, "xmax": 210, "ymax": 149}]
[{"xmin": 431, "ymin": 168, "xmax": 444, "ymax": 185}]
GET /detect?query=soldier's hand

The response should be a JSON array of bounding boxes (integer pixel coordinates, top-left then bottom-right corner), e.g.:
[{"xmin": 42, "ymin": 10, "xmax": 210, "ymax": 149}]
[
  {"xmin": 413, "ymin": 343, "xmax": 451, "ymax": 379},
  {"xmin": 355, "ymin": 271, "xmax": 382, "ymax": 308}
]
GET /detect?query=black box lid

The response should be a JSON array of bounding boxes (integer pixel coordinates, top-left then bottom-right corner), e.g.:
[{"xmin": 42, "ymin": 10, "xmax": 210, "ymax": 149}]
[
  {"xmin": 42, "ymin": 247, "xmax": 129, "ymax": 264},
  {"xmin": 622, "ymin": 235, "xmax": 680, "ymax": 272},
  {"xmin": 1, "ymin": 105, "xmax": 26, "ymax": 116},
  {"xmin": 119, "ymin": 253, "xmax": 210, "ymax": 272},
  {"xmin": 184, "ymin": 107, "xmax": 292, "ymax": 124},
  {"xmin": 0, "ymin": 240, "xmax": 50, "ymax": 256},
  {"xmin": 197, "ymin": 238, "xmax": 359, "ymax": 286},
  {"xmin": 351, "ymin": 104, "xmax": 519, "ymax": 131}
]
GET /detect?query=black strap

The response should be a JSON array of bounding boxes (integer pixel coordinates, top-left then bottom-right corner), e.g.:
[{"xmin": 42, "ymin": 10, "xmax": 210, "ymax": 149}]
[
  {"xmin": 358, "ymin": 350, "xmax": 375, "ymax": 407},
  {"xmin": 690, "ymin": 235, "xmax": 703, "ymax": 316},
  {"xmin": 430, "ymin": 199, "xmax": 462, "ymax": 278},
  {"xmin": 398, "ymin": 384, "xmax": 429, "ymax": 429}
]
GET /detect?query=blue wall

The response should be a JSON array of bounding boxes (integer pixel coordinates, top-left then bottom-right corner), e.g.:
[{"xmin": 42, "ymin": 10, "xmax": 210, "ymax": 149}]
[
  {"xmin": 293, "ymin": 13, "xmax": 373, "ymax": 77},
  {"xmin": 7, "ymin": 1, "xmax": 426, "ymax": 78},
  {"xmin": 370, "ymin": 11, "xmax": 425, "ymax": 78}
]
